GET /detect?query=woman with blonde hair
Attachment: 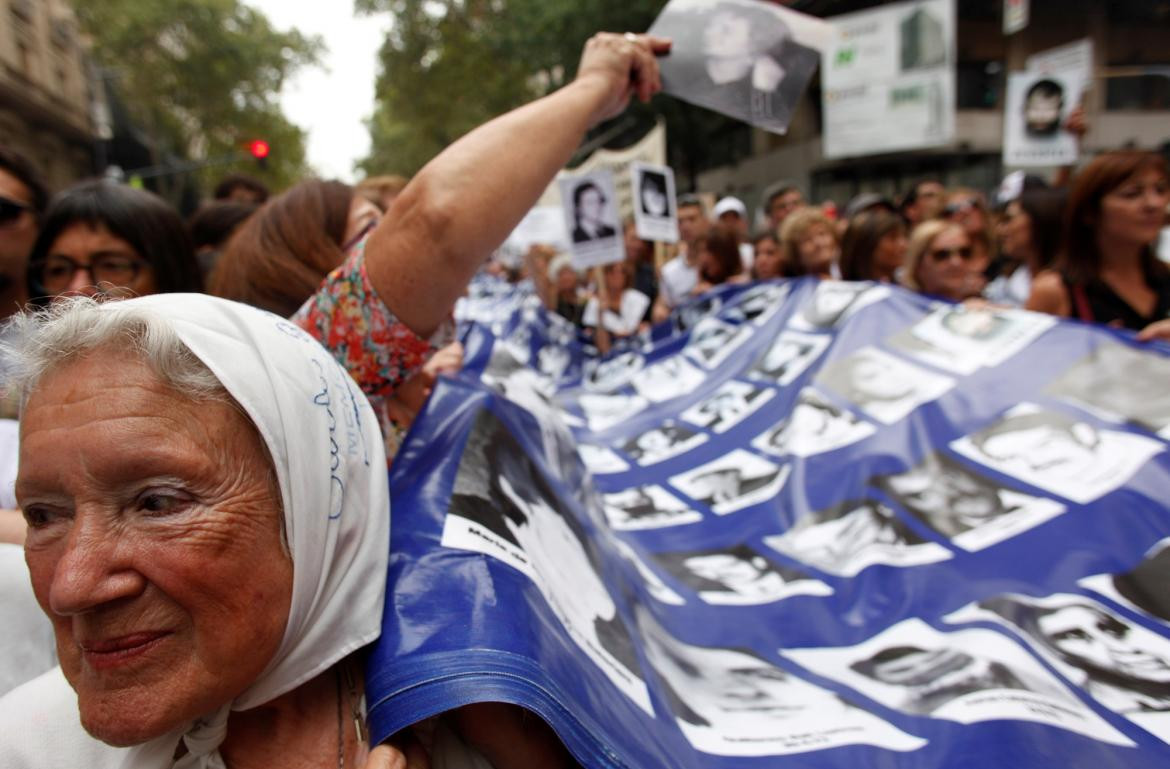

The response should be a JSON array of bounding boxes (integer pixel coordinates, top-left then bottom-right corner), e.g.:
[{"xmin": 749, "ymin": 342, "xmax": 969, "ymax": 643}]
[
  {"xmin": 902, "ymin": 220, "xmax": 980, "ymax": 302},
  {"xmin": 779, "ymin": 206, "xmax": 839, "ymax": 279}
]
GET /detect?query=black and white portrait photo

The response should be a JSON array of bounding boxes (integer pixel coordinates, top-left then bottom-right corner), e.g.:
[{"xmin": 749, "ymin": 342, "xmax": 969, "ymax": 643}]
[
  {"xmin": 764, "ymin": 499, "xmax": 950, "ymax": 577},
  {"xmin": 1080, "ymin": 538, "xmax": 1170, "ymax": 626},
  {"xmin": 748, "ymin": 330, "xmax": 829, "ymax": 385},
  {"xmin": 877, "ymin": 453, "xmax": 1066, "ymax": 552},
  {"xmin": 582, "ymin": 350, "xmax": 645, "ymax": 393},
  {"xmin": 631, "ymin": 355, "xmax": 707, "ymax": 403},
  {"xmin": 951, "ymin": 403, "xmax": 1164, "ymax": 504},
  {"xmin": 787, "ymin": 618, "xmax": 1131, "ymax": 745},
  {"xmin": 648, "ymin": 0, "xmax": 831, "ymax": 134},
  {"xmin": 670, "ymin": 449, "xmax": 790, "ymax": 515},
  {"xmin": 972, "ymin": 593, "xmax": 1170, "ymax": 741},
  {"xmin": 723, "ymin": 281, "xmax": 790, "ymax": 325},
  {"xmin": 681, "ymin": 380, "xmax": 774, "ymax": 433},
  {"xmin": 630, "ymin": 161, "xmax": 680, "ymax": 243},
  {"xmin": 790, "ymin": 281, "xmax": 890, "ymax": 331},
  {"xmin": 1046, "ymin": 341, "xmax": 1170, "ymax": 440},
  {"xmin": 816, "ymin": 346, "xmax": 955, "ymax": 425},
  {"xmin": 684, "ymin": 316, "xmax": 753, "ymax": 369},
  {"xmin": 602, "ymin": 485, "xmax": 703, "ymax": 531},
  {"xmin": 558, "ymin": 170, "xmax": 625, "ymax": 269},
  {"xmin": 907, "ymin": 305, "xmax": 1055, "ymax": 372},
  {"xmin": 751, "ymin": 388, "xmax": 876, "ymax": 458},
  {"xmin": 621, "ymin": 420, "xmax": 708, "ymax": 466},
  {"xmin": 636, "ymin": 608, "xmax": 925, "ymax": 757},
  {"xmin": 440, "ymin": 409, "xmax": 653, "ymax": 713},
  {"xmin": 653, "ymin": 544, "xmax": 831, "ymax": 605}
]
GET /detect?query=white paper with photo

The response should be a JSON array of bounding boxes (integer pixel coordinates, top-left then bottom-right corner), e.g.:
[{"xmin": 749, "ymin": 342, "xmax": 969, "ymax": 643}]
[
  {"xmin": 786, "ymin": 618, "xmax": 1133, "ymax": 746},
  {"xmin": 887, "ymin": 324, "xmax": 981, "ymax": 375},
  {"xmin": 909, "ymin": 305, "xmax": 1055, "ymax": 369},
  {"xmin": 764, "ymin": 499, "xmax": 951, "ymax": 577},
  {"xmin": 637, "ymin": 608, "xmax": 926, "ymax": 757},
  {"xmin": 946, "ymin": 592, "xmax": 1170, "ymax": 742},
  {"xmin": 631, "ymin": 355, "xmax": 707, "ymax": 403},
  {"xmin": 576, "ymin": 393, "xmax": 649, "ymax": 432},
  {"xmin": 951, "ymin": 403, "xmax": 1164, "ymax": 504},
  {"xmin": 671, "ymin": 449, "xmax": 790, "ymax": 514},
  {"xmin": 603, "ymin": 485, "xmax": 703, "ymax": 531},
  {"xmin": 614, "ymin": 540, "xmax": 687, "ymax": 606},
  {"xmin": 630, "ymin": 161, "xmax": 679, "ymax": 243},
  {"xmin": 681, "ymin": 379, "xmax": 775, "ymax": 433},
  {"xmin": 653, "ymin": 545, "xmax": 832, "ymax": 606},
  {"xmin": 790, "ymin": 281, "xmax": 890, "ymax": 330},
  {"xmin": 816, "ymin": 346, "xmax": 955, "ymax": 425},
  {"xmin": 648, "ymin": 0, "xmax": 835, "ymax": 135},
  {"xmin": 752, "ymin": 387, "xmax": 877, "ymax": 458},
  {"xmin": 1078, "ymin": 537, "xmax": 1170, "ymax": 628},
  {"xmin": 582, "ymin": 350, "xmax": 645, "ymax": 392},
  {"xmin": 1004, "ymin": 70, "xmax": 1086, "ymax": 167},
  {"xmin": 504, "ymin": 205, "xmax": 571, "ymax": 254},
  {"xmin": 559, "ymin": 170, "xmax": 625, "ymax": 269},
  {"xmin": 621, "ymin": 420, "xmax": 708, "ymax": 466},
  {"xmin": 723, "ymin": 281, "xmax": 792, "ymax": 326},
  {"xmin": 822, "ymin": 0, "xmax": 956, "ymax": 158},
  {"xmin": 878, "ymin": 456, "xmax": 1066, "ymax": 552},
  {"xmin": 684, "ymin": 316, "xmax": 754, "ymax": 369},
  {"xmin": 576, "ymin": 443, "xmax": 630, "ymax": 474},
  {"xmin": 748, "ymin": 329, "xmax": 830, "ymax": 384},
  {"xmin": 1045, "ymin": 341, "xmax": 1170, "ymax": 438}
]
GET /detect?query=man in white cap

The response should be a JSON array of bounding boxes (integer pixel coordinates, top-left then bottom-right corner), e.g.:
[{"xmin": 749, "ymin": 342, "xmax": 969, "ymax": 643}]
[{"xmin": 713, "ymin": 195, "xmax": 754, "ymax": 272}]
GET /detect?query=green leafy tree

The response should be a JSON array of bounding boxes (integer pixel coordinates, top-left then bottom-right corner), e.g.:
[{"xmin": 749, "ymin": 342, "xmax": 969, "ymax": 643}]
[{"xmin": 78, "ymin": 0, "xmax": 322, "ymax": 194}]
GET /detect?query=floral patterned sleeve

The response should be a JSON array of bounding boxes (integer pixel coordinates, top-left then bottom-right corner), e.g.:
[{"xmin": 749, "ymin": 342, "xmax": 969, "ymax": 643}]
[{"xmin": 293, "ymin": 237, "xmax": 434, "ymax": 458}]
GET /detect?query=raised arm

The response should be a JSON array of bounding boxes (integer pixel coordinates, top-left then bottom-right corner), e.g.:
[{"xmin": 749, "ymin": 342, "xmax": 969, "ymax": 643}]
[{"xmin": 366, "ymin": 33, "xmax": 670, "ymax": 338}]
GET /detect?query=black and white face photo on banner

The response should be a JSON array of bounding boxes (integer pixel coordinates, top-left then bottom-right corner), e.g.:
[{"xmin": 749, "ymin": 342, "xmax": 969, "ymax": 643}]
[
  {"xmin": 634, "ymin": 608, "xmax": 925, "ymax": 757},
  {"xmin": 684, "ymin": 316, "xmax": 754, "ymax": 369},
  {"xmin": 751, "ymin": 387, "xmax": 876, "ymax": 458},
  {"xmin": 602, "ymin": 484, "xmax": 702, "ymax": 531},
  {"xmin": 670, "ymin": 448, "xmax": 790, "ymax": 515},
  {"xmin": 950, "ymin": 403, "xmax": 1164, "ymax": 505},
  {"xmin": 621, "ymin": 420, "xmax": 708, "ymax": 466},
  {"xmin": 1046, "ymin": 341, "xmax": 1170, "ymax": 439},
  {"xmin": 791, "ymin": 282, "xmax": 890, "ymax": 331},
  {"xmin": 748, "ymin": 329, "xmax": 829, "ymax": 385},
  {"xmin": 440, "ymin": 410, "xmax": 654, "ymax": 714},
  {"xmin": 763, "ymin": 499, "xmax": 951, "ymax": 578},
  {"xmin": 681, "ymin": 379, "xmax": 774, "ymax": 434},
  {"xmin": 647, "ymin": 0, "xmax": 832, "ymax": 134},
  {"xmin": 907, "ymin": 304, "xmax": 1056, "ymax": 373},
  {"xmin": 816, "ymin": 346, "xmax": 955, "ymax": 425},
  {"xmin": 1004, "ymin": 70, "xmax": 1085, "ymax": 167},
  {"xmin": 558, "ymin": 169, "xmax": 625, "ymax": 269},
  {"xmin": 876, "ymin": 452, "xmax": 1066, "ymax": 552},
  {"xmin": 582, "ymin": 350, "xmax": 645, "ymax": 393},
  {"xmin": 630, "ymin": 161, "xmax": 680, "ymax": 243},
  {"xmin": 955, "ymin": 592, "xmax": 1170, "ymax": 741},
  {"xmin": 653, "ymin": 543, "xmax": 831, "ymax": 606},
  {"xmin": 723, "ymin": 281, "xmax": 790, "ymax": 325},
  {"xmin": 1079, "ymin": 537, "xmax": 1170, "ymax": 627},
  {"xmin": 786, "ymin": 618, "xmax": 1134, "ymax": 746},
  {"xmin": 631, "ymin": 355, "xmax": 708, "ymax": 403}
]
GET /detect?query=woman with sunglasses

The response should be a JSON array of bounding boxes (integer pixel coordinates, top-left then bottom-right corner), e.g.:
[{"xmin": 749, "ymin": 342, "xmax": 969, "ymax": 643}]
[
  {"xmin": 25, "ymin": 180, "xmax": 203, "ymax": 305},
  {"xmin": 902, "ymin": 220, "xmax": 981, "ymax": 302}
]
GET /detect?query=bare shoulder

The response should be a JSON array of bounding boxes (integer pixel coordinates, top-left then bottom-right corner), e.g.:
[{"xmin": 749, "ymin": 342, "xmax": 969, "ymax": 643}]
[{"xmin": 1025, "ymin": 269, "xmax": 1070, "ymax": 317}]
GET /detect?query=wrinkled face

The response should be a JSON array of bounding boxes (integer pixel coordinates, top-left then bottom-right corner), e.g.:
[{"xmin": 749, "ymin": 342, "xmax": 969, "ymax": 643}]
[
  {"xmin": 18, "ymin": 353, "xmax": 292, "ymax": 746},
  {"xmin": 1098, "ymin": 168, "xmax": 1170, "ymax": 250},
  {"xmin": 1037, "ymin": 605, "xmax": 1170, "ymax": 683},
  {"xmin": 915, "ymin": 226, "xmax": 975, "ymax": 301},
  {"xmin": 796, "ymin": 223, "xmax": 836, "ymax": 275},
  {"xmin": 40, "ymin": 222, "xmax": 157, "ymax": 300},
  {"xmin": 753, "ymin": 236, "xmax": 784, "ymax": 279}
]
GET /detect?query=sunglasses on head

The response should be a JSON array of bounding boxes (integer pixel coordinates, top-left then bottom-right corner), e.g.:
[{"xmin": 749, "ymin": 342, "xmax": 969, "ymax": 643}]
[{"xmin": 0, "ymin": 195, "xmax": 30, "ymax": 225}]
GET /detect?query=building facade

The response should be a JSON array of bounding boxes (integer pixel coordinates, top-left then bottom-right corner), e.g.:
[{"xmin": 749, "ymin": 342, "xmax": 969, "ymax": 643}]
[
  {"xmin": 694, "ymin": 0, "xmax": 1170, "ymax": 215},
  {"xmin": 0, "ymin": 0, "xmax": 96, "ymax": 190}
]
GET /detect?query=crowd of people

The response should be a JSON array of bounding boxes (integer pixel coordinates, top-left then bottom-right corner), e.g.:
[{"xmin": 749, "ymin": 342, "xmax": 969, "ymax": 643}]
[{"xmin": 0, "ymin": 24, "xmax": 1168, "ymax": 769}]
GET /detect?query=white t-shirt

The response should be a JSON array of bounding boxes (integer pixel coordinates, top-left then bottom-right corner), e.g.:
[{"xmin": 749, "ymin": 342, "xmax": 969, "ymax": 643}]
[
  {"xmin": 738, "ymin": 242, "xmax": 755, "ymax": 273},
  {"xmin": 583, "ymin": 289, "xmax": 650, "ymax": 336},
  {"xmin": 659, "ymin": 255, "xmax": 698, "ymax": 308}
]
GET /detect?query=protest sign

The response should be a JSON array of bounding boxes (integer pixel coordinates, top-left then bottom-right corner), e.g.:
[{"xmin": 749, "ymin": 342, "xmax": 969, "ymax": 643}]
[
  {"xmin": 559, "ymin": 170, "xmax": 625, "ymax": 270},
  {"xmin": 823, "ymin": 0, "xmax": 957, "ymax": 159},
  {"xmin": 630, "ymin": 162, "xmax": 679, "ymax": 243},
  {"xmin": 1003, "ymin": 0, "xmax": 1029, "ymax": 35},
  {"xmin": 1003, "ymin": 70, "xmax": 1086, "ymax": 167},
  {"xmin": 648, "ymin": 0, "xmax": 833, "ymax": 135}
]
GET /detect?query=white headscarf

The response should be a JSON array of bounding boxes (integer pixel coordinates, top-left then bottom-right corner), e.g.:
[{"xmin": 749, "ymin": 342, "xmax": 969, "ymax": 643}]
[{"xmin": 106, "ymin": 294, "xmax": 390, "ymax": 768}]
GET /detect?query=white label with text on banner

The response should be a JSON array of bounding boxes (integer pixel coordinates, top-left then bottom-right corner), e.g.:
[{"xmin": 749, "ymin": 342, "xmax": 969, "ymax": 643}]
[
  {"xmin": 560, "ymin": 170, "xmax": 626, "ymax": 270},
  {"xmin": 630, "ymin": 162, "xmax": 680, "ymax": 244}
]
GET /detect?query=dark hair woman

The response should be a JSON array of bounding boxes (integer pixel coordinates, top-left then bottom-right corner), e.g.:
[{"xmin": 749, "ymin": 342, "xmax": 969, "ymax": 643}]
[
  {"xmin": 25, "ymin": 180, "xmax": 202, "ymax": 306},
  {"xmin": 1027, "ymin": 151, "xmax": 1170, "ymax": 340},
  {"xmin": 839, "ymin": 209, "xmax": 907, "ymax": 283},
  {"xmin": 985, "ymin": 188, "xmax": 1067, "ymax": 307},
  {"xmin": 692, "ymin": 223, "xmax": 746, "ymax": 294}
]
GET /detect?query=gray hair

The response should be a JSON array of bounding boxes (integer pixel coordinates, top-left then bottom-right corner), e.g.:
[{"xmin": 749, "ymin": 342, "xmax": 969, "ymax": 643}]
[{"xmin": 5, "ymin": 296, "xmax": 230, "ymax": 407}]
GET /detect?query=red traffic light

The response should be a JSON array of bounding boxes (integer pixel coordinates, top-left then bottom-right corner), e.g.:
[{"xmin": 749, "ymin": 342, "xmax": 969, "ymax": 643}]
[{"xmin": 248, "ymin": 139, "xmax": 270, "ymax": 160}]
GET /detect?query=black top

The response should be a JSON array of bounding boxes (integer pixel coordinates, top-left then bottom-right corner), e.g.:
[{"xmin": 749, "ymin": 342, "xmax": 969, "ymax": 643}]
[{"xmin": 1063, "ymin": 264, "xmax": 1170, "ymax": 331}]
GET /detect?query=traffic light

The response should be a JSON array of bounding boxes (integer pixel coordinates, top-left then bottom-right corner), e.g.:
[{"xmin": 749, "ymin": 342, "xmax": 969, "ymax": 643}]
[{"xmin": 248, "ymin": 139, "xmax": 270, "ymax": 169}]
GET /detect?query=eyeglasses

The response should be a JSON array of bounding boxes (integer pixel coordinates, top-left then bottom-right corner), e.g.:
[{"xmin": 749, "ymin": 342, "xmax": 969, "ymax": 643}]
[
  {"xmin": 0, "ymin": 195, "xmax": 30, "ymax": 226},
  {"xmin": 31, "ymin": 253, "xmax": 149, "ymax": 293},
  {"xmin": 928, "ymin": 246, "xmax": 974, "ymax": 262}
]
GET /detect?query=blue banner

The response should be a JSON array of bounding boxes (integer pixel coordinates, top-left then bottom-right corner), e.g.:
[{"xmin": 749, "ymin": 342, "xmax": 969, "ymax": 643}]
[{"xmin": 366, "ymin": 278, "xmax": 1170, "ymax": 768}]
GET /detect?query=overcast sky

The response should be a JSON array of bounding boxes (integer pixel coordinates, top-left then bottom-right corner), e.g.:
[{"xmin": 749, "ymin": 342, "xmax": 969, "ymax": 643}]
[{"xmin": 245, "ymin": 1, "xmax": 389, "ymax": 183}]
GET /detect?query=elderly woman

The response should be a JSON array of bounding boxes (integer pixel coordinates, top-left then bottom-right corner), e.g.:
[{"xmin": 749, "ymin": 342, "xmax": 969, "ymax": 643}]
[
  {"xmin": 0, "ymin": 29, "xmax": 667, "ymax": 769},
  {"xmin": 902, "ymin": 220, "xmax": 981, "ymax": 302}
]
